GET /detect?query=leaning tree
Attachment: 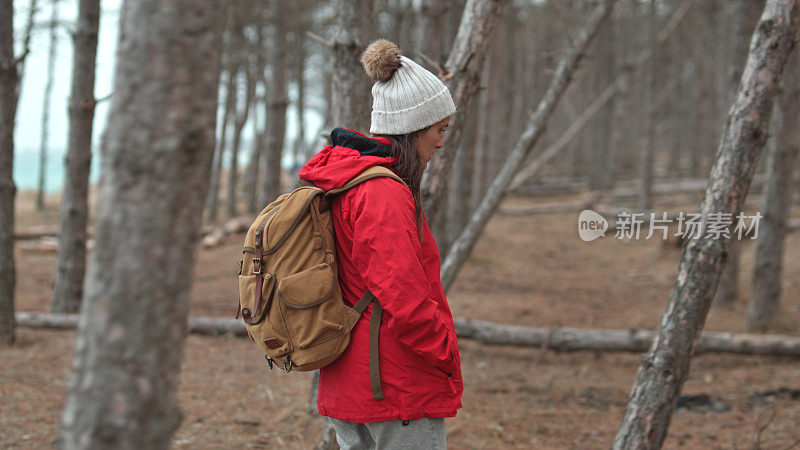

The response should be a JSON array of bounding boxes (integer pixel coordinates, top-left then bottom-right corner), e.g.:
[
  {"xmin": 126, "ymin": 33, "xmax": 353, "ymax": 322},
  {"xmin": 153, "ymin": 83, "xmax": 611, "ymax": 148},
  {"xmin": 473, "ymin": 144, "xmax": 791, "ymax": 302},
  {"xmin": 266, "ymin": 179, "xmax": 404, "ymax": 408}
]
[{"xmin": 613, "ymin": 0, "xmax": 800, "ymax": 447}]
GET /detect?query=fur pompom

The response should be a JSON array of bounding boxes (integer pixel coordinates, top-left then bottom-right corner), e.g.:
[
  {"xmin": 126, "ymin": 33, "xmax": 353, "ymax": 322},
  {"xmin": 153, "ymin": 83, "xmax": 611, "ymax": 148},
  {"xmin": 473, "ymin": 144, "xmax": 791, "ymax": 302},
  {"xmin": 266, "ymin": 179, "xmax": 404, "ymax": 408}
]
[{"xmin": 361, "ymin": 40, "xmax": 401, "ymax": 82}]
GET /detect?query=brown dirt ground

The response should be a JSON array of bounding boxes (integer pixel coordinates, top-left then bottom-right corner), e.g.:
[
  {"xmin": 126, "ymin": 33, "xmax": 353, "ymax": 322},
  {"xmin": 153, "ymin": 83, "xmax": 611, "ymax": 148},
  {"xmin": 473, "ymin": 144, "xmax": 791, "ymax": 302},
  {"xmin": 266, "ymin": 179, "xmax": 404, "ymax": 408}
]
[{"xmin": 3, "ymin": 189, "xmax": 800, "ymax": 449}]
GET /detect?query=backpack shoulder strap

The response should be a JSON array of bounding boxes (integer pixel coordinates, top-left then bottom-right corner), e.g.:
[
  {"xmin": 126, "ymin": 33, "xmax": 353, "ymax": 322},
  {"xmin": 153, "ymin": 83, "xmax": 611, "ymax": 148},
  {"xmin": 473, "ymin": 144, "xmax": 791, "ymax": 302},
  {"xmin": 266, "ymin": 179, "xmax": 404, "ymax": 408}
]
[
  {"xmin": 323, "ymin": 166, "xmax": 406, "ymax": 197},
  {"xmin": 352, "ymin": 289, "xmax": 384, "ymax": 400}
]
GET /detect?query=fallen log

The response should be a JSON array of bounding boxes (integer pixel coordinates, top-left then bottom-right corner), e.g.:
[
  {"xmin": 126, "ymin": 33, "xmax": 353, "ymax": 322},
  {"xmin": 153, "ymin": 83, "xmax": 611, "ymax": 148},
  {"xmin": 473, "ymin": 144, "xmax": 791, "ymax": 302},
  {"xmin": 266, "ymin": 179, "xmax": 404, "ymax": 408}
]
[
  {"xmin": 15, "ymin": 216, "xmax": 250, "ymax": 254},
  {"xmin": 15, "ymin": 226, "xmax": 97, "ymax": 240},
  {"xmin": 605, "ymin": 173, "xmax": 766, "ymax": 199},
  {"xmin": 15, "ymin": 312, "xmax": 248, "ymax": 336},
  {"xmin": 17, "ymin": 238, "xmax": 95, "ymax": 254},
  {"xmin": 453, "ymin": 318, "xmax": 800, "ymax": 357},
  {"xmin": 15, "ymin": 312, "xmax": 800, "ymax": 357},
  {"xmin": 201, "ymin": 216, "xmax": 252, "ymax": 248},
  {"xmin": 14, "ymin": 226, "xmax": 62, "ymax": 240},
  {"xmin": 499, "ymin": 198, "xmax": 597, "ymax": 215},
  {"xmin": 509, "ymin": 177, "xmax": 588, "ymax": 197}
]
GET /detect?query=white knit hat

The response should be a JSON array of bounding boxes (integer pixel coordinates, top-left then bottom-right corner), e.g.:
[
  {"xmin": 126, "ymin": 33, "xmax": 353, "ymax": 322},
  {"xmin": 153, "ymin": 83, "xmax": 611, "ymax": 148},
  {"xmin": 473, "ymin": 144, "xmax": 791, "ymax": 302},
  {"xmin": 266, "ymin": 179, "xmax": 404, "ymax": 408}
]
[{"xmin": 361, "ymin": 40, "xmax": 456, "ymax": 135}]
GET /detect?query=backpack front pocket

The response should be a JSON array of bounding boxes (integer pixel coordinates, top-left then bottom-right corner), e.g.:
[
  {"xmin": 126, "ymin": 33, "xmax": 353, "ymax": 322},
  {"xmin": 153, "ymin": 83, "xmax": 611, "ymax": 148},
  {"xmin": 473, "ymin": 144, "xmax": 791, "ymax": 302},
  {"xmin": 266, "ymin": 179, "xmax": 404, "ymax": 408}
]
[
  {"xmin": 238, "ymin": 273, "xmax": 274, "ymax": 325},
  {"xmin": 276, "ymin": 263, "xmax": 346, "ymax": 349}
]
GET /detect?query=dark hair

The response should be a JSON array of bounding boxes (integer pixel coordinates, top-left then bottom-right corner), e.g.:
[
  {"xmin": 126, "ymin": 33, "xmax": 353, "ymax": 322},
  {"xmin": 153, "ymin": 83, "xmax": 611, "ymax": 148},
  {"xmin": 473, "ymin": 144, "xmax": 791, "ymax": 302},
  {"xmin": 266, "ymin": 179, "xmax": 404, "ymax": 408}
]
[{"xmin": 373, "ymin": 129, "xmax": 426, "ymax": 243}]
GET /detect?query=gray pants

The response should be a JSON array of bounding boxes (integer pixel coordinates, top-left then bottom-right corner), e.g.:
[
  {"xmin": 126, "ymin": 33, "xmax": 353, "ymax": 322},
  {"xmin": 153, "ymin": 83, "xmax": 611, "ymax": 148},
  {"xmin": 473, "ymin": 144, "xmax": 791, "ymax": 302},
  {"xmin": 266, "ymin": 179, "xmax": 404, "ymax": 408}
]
[{"xmin": 329, "ymin": 417, "xmax": 446, "ymax": 450}]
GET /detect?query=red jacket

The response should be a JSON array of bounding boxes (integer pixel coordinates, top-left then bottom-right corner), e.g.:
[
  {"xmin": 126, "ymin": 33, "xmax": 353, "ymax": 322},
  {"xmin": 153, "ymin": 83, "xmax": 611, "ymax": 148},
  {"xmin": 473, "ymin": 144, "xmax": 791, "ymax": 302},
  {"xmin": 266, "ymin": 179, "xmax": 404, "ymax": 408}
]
[{"xmin": 298, "ymin": 128, "xmax": 463, "ymax": 423}]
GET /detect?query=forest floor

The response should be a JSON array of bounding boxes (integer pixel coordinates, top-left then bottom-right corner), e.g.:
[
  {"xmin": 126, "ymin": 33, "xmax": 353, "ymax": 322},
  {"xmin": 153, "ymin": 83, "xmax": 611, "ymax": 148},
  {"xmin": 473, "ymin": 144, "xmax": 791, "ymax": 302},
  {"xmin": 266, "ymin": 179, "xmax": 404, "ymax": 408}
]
[{"xmin": 3, "ymin": 188, "xmax": 800, "ymax": 449}]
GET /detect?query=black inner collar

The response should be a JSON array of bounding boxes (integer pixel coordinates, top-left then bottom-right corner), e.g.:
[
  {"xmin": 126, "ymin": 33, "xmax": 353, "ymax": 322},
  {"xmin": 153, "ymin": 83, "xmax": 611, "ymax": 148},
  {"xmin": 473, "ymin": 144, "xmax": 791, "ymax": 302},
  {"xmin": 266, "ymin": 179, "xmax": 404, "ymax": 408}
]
[{"xmin": 330, "ymin": 128, "xmax": 394, "ymax": 158}]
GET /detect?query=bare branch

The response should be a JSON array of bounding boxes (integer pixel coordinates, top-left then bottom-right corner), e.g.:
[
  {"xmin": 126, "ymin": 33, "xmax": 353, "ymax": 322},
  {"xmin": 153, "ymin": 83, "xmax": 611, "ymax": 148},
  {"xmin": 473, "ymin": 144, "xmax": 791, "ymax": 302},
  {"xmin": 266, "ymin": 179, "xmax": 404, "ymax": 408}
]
[
  {"xmin": 416, "ymin": 51, "xmax": 444, "ymax": 75},
  {"xmin": 440, "ymin": 0, "xmax": 617, "ymax": 292},
  {"xmin": 16, "ymin": 0, "xmax": 40, "ymax": 72},
  {"xmin": 509, "ymin": 0, "xmax": 693, "ymax": 191},
  {"xmin": 306, "ymin": 31, "xmax": 334, "ymax": 48}
]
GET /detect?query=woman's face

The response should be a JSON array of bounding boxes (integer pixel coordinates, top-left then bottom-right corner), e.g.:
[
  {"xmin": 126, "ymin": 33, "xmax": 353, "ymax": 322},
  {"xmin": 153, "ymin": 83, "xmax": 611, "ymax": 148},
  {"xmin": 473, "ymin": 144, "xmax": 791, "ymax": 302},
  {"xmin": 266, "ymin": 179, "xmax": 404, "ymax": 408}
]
[{"xmin": 414, "ymin": 116, "xmax": 450, "ymax": 168}]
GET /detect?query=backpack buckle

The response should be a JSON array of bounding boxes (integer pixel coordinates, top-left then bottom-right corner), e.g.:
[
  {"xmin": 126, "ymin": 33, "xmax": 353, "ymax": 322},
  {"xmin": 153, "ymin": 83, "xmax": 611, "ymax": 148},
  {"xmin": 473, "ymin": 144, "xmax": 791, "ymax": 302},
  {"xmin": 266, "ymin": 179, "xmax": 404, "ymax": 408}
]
[
  {"xmin": 283, "ymin": 357, "xmax": 294, "ymax": 373},
  {"xmin": 252, "ymin": 257, "xmax": 262, "ymax": 274},
  {"xmin": 265, "ymin": 355, "xmax": 274, "ymax": 370}
]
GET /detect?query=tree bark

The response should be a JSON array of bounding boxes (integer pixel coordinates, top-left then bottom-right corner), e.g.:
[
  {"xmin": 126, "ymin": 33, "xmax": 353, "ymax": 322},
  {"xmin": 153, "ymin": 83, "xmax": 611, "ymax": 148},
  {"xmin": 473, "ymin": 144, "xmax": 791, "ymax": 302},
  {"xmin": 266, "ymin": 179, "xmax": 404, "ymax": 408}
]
[
  {"xmin": 56, "ymin": 0, "xmax": 224, "ymax": 447},
  {"xmin": 51, "ymin": 0, "xmax": 100, "ymax": 314},
  {"xmin": 420, "ymin": 0, "xmax": 506, "ymax": 230},
  {"xmin": 446, "ymin": 106, "xmax": 478, "ymax": 247},
  {"xmin": 440, "ymin": 0, "xmax": 617, "ymax": 292},
  {"xmin": 472, "ymin": 59, "xmax": 492, "ymax": 210},
  {"xmin": 0, "ymin": 0, "xmax": 38, "ymax": 345},
  {"xmin": 714, "ymin": 0, "xmax": 766, "ymax": 307},
  {"xmin": 613, "ymin": 2, "xmax": 800, "ymax": 448},
  {"xmin": 243, "ymin": 129, "xmax": 264, "ymax": 213},
  {"xmin": 640, "ymin": 0, "xmax": 657, "ymax": 210},
  {"xmin": 588, "ymin": 7, "xmax": 616, "ymax": 192},
  {"xmin": 36, "ymin": 0, "xmax": 60, "ymax": 210},
  {"xmin": 290, "ymin": 36, "xmax": 307, "ymax": 176},
  {"xmin": 226, "ymin": 25, "xmax": 256, "ymax": 219},
  {"xmin": 329, "ymin": 0, "xmax": 375, "ymax": 133},
  {"xmin": 0, "ymin": 0, "xmax": 19, "ymax": 346},
  {"xmin": 260, "ymin": 0, "xmax": 288, "ymax": 204},
  {"xmin": 413, "ymin": 0, "xmax": 445, "ymax": 64},
  {"xmin": 748, "ymin": 51, "xmax": 799, "ymax": 330},
  {"xmin": 242, "ymin": 15, "xmax": 266, "ymax": 215},
  {"xmin": 205, "ymin": 8, "xmax": 237, "ymax": 224}
]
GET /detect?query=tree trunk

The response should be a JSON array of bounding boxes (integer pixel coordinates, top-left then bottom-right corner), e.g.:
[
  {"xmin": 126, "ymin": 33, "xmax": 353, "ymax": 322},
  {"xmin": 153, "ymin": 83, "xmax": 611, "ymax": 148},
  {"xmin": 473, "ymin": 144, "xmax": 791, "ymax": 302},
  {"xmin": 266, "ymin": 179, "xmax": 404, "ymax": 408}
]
[
  {"xmin": 0, "ymin": 0, "xmax": 38, "ymax": 345},
  {"xmin": 640, "ymin": 0, "xmax": 657, "ymax": 210},
  {"xmin": 206, "ymin": 74, "xmax": 234, "ymax": 223},
  {"xmin": 420, "ymin": 0, "xmax": 506, "ymax": 231},
  {"xmin": 713, "ymin": 237, "xmax": 741, "ymax": 305},
  {"xmin": 291, "ymin": 38, "xmax": 307, "ymax": 175},
  {"xmin": 329, "ymin": 0, "xmax": 375, "ymax": 133},
  {"xmin": 242, "ymin": 17, "xmax": 266, "ymax": 215},
  {"xmin": 446, "ymin": 107, "xmax": 478, "ymax": 246},
  {"xmin": 205, "ymin": 8, "xmax": 237, "ymax": 224},
  {"xmin": 714, "ymin": 0, "xmax": 766, "ymax": 307},
  {"xmin": 413, "ymin": 0, "xmax": 445, "ymax": 65},
  {"xmin": 260, "ymin": 0, "xmax": 288, "ymax": 204},
  {"xmin": 472, "ymin": 59, "xmax": 492, "ymax": 210},
  {"xmin": 51, "ymin": 0, "xmax": 100, "ymax": 314},
  {"xmin": 243, "ymin": 129, "xmax": 264, "ymax": 214},
  {"xmin": 36, "ymin": 0, "xmax": 60, "ymax": 210},
  {"xmin": 613, "ymin": 2, "xmax": 799, "ymax": 448},
  {"xmin": 0, "ymin": 0, "xmax": 19, "ymax": 346},
  {"xmin": 56, "ymin": 0, "xmax": 224, "ymax": 447},
  {"xmin": 748, "ymin": 51, "xmax": 799, "ymax": 330},
  {"xmin": 226, "ymin": 37, "xmax": 256, "ymax": 219},
  {"xmin": 440, "ymin": 0, "xmax": 617, "ymax": 292},
  {"xmin": 588, "ymin": 8, "xmax": 616, "ymax": 192}
]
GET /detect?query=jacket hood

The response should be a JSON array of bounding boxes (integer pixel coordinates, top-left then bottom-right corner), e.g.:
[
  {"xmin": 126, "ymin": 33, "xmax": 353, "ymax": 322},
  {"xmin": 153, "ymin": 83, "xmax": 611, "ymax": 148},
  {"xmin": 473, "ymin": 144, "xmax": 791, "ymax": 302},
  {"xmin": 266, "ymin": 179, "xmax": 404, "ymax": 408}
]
[{"xmin": 299, "ymin": 128, "xmax": 398, "ymax": 191}]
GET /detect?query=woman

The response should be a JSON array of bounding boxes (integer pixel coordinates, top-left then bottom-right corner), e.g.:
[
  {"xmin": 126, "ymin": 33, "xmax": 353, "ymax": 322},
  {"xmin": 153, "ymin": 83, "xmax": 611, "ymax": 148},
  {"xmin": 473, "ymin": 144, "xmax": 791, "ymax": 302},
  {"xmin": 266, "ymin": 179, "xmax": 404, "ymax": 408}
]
[{"xmin": 298, "ymin": 40, "xmax": 463, "ymax": 449}]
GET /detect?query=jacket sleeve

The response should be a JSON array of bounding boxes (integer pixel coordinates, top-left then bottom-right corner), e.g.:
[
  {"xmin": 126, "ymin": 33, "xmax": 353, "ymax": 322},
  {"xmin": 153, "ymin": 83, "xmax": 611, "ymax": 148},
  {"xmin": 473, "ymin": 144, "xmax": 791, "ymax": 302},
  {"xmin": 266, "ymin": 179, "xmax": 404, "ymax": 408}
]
[{"xmin": 348, "ymin": 177, "xmax": 458, "ymax": 373}]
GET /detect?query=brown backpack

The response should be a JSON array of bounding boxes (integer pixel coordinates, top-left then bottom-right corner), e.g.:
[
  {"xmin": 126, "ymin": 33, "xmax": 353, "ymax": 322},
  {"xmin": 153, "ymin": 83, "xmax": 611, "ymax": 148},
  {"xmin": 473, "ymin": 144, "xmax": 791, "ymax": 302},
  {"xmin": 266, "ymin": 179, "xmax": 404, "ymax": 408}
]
[{"xmin": 236, "ymin": 166, "xmax": 405, "ymax": 400}]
